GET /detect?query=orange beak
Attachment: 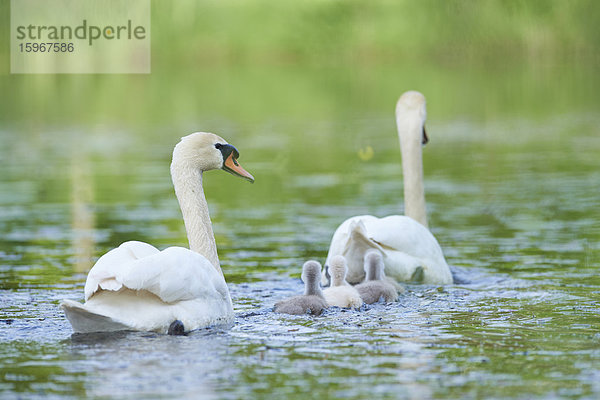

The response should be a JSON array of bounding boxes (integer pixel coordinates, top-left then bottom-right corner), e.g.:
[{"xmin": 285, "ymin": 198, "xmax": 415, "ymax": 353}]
[{"xmin": 223, "ymin": 153, "xmax": 254, "ymax": 183}]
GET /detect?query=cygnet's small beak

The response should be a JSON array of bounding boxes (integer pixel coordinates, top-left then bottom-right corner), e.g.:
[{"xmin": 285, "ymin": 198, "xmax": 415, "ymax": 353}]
[
  {"xmin": 223, "ymin": 153, "xmax": 254, "ymax": 183},
  {"xmin": 422, "ymin": 125, "xmax": 429, "ymax": 145}
]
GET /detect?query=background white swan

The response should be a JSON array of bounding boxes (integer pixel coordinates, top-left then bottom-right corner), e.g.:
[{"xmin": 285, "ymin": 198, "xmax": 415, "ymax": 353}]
[
  {"xmin": 61, "ymin": 132, "xmax": 254, "ymax": 334},
  {"xmin": 322, "ymin": 91, "xmax": 453, "ymax": 286}
]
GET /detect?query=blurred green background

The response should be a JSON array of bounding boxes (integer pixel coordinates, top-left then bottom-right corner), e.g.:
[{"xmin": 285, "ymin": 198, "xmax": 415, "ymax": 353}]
[{"xmin": 2, "ymin": 0, "xmax": 599, "ymax": 128}]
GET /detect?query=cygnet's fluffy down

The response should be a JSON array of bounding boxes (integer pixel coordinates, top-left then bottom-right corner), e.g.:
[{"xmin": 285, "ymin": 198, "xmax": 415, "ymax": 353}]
[
  {"xmin": 323, "ymin": 255, "xmax": 363, "ymax": 309},
  {"xmin": 356, "ymin": 251, "xmax": 399, "ymax": 304},
  {"xmin": 274, "ymin": 294, "xmax": 327, "ymax": 316},
  {"xmin": 274, "ymin": 261, "xmax": 328, "ymax": 316},
  {"xmin": 356, "ymin": 281, "xmax": 398, "ymax": 304},
  {"xmin": 323, "ymin": 286, "xmax": 363, "ymax": 309}
]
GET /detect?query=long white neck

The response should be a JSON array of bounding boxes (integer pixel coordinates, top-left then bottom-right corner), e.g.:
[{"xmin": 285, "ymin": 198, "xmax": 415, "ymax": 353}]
[
  {"xmin": 397, "ymin": 116, "xmax": 428, "ymax": 227},
  {"xmin": 170, "ymin": 163, "xmax": 221, "ymax": 274}
]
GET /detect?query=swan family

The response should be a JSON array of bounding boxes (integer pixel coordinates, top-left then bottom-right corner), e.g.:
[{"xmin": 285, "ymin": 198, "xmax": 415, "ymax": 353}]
[{"xmin": 62, "ymin": 90, "xmax": 453, "ymax": 332}]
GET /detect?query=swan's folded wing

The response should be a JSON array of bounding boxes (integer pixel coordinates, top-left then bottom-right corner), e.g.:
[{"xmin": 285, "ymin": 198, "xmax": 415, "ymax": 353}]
[
  {"xmin": 115, "ymin": 247, "xmax": 229, "ymax": 304},
  {"xmin": 326, "ymin": 215, "xmax": 378, "ymax": 260},
  {"xmin": 323, "ymin": 216, "xmax": 379, "ymax": 285},
  {"xmin": 84, "ymin": 241, "xmax": 160, "ymax": 301},
  {"xmin": 119, "ymin": 241, "xmax": 161, "ymax": 259},
  {"xmin": 364, "ymin": 215, "xmax": 444, "ymax": 260}
]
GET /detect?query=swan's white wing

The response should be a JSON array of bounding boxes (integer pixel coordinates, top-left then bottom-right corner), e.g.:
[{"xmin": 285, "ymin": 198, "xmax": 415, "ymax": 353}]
[
  {"xmin": 121, "ymin": 241, "xmax": 161, "ymax": 259},
  {"xmin": 361, "ymin": 215, "xmax": 445, "ymax": 260},
  {"xmin": 84, "ymin": 241, "xmax": 228, "ymax": 304},
  {"xmin": 326, "ymin": 215, "xmax": 379, "ymax": 261},
  {"xmin": 74, "ymin": 242, "xmax": 233, "ymax": 333},
  {"xmin": 115, "ymin": 246, "xmax": 229, "ymax": 303},
  {"xmin": 324, "ymin": 215, "xmax": 451, "ymax": 285},
  {"xmin": 322, "ymin": 216, "xmax": 375, "ymax": 284},
  {"xmin": 327, "ymin": 215, "xmax": 443, "ymax": 260},
  {"xmin": 84, "ymin": 241, "xmax": 160, "ymax": 300},
  {"xmin": 359, "ymin": 215, "xmax": 451, "ymax": 284}
]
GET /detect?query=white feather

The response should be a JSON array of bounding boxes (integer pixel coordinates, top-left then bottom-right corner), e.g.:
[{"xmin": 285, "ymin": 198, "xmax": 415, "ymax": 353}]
[
  {"xmin": 323, "ymin": 215, "xmax": 451, "ymax": 285},
  {"xmin": 62, "ymin": 242, "xmax": 233, "ymax": 334},
  {"xmin": 84, "ymin": 241, "xmax": 160, "ymax": 300}
]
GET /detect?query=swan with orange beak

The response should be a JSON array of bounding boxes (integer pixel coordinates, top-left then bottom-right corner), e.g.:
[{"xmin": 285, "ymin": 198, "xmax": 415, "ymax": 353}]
[{"xmin": 62, "ymin": 132, "xmax": 255, "ymax": 335}]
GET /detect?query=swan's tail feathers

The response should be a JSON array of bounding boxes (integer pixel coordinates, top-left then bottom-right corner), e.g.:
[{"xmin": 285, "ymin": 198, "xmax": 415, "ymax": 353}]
[
  {"xmin": 61, "ymin": 300, "xmax": 129, "ymax": 334},
  {"xmin": 345, "ymin": 220, "xmax": 368, "ymax": 253},
  {"xmin": 348, "ymin": 220, "xmax": 368, "ymax": 240},
  {"xmin": 346, "ymin": 220, "xmax": 383, "ymax": 253}
]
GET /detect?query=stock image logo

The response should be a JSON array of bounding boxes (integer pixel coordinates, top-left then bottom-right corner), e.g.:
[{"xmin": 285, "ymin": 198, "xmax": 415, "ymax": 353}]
[
  {"xmin": 10, "ymin": 0, "xmax": 151, "ymax": 74},
  {"xmin": 16, "ymin": 19, "xmax": 147, "ymax": 46}
]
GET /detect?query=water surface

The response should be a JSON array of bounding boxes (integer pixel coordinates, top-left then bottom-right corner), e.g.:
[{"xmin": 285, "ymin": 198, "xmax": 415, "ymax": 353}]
[{"xmin": 1, "ymin": 106, "xmax": 599, "ymax": 399}]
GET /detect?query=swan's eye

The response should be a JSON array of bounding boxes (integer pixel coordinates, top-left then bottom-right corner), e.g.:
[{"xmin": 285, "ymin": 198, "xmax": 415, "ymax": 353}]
[{"xmin": 216, "ymin": 143, "xmax": 241, "ymax": 162}]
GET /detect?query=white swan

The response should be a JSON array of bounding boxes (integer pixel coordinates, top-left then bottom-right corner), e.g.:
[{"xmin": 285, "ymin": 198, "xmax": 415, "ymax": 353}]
[
  {"xmin": 323, "ymin": 255, "xmax": 363, "ymax": 309},
  {"xmin": 322, "ymin": 91, "xmax": 452, "ymax": 286},
  {"xmin": 61, "ymin": 132, "xmax": 254, "ymax": 334},
  {"xmin": 274, "ymin": 261, "xmax": 328, "ymax": 316}
]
